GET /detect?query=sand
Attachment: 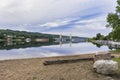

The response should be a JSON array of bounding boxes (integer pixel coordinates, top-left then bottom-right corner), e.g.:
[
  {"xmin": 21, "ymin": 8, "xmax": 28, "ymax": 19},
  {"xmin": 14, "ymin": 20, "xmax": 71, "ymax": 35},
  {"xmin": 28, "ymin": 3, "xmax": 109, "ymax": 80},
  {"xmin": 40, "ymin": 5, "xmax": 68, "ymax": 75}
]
[{"xmin": 0, "ymin": 53, "xmax": 119, "ymax": 80}]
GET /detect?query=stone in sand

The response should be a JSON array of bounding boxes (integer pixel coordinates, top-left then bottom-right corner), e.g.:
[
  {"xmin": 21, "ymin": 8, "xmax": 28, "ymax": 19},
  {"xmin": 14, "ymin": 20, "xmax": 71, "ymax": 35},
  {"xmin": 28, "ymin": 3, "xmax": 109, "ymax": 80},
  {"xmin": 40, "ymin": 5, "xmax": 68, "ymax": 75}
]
[{"xmin": 93, "ymin": 60, "xmax": 118, "ymax": 74}]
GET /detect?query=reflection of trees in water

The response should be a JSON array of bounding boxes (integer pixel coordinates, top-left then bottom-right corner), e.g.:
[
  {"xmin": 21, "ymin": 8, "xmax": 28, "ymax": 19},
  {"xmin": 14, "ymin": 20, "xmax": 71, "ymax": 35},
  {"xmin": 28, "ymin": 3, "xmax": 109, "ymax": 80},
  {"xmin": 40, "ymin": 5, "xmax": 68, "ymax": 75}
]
[
  {"xmin": 91, "ymin": 42, "xmax": 120, "ymax": 50},
  {"xmin": 0, "ymin": 41, "xmax": 87, "ymax": 50},
  {"xmin": 0, "ymin": 41, "xmax": 59, "ymax": 50},
  {"xmin": 108, "ymin": 44, "xmax": 120, "ymax": 50},
  {"xmin": 91, "ymin": 42, "xmax": 103, "ymax": 48}
]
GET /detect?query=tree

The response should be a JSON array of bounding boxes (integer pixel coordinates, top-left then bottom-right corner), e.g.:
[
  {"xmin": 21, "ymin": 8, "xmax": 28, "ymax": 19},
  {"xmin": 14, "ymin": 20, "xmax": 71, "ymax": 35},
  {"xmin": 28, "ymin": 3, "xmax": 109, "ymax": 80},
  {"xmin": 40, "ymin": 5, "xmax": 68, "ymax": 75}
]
[
  {"xmin": 96, "ymin": 33, "xmax": 102, "ymax": 40},
  {"xmin": 95, "ymin": 33, "xmax": 104, "ymax": 40},
  {"xmin": 0, "ymin": 34, "xmax": 4, "ymax": 39},
  {"xmin": 106, "ymin": 0, "xmax": 120, "ymax": 41},
  {"xmin": 107, "ymin": 13, "xmax": 120, "ymax": 29}
]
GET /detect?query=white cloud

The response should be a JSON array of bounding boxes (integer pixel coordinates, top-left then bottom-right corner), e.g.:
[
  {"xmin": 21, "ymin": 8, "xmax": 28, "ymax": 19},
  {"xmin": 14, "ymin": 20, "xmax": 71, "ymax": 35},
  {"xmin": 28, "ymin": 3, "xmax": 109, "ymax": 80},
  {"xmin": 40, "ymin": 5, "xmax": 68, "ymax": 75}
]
[
  {"xmin": 75, "ymin": 16, "xmax": 106, "ymax": 30},
  {"xmin": 40, "ymin": 19, "xmax": 70, "ymax": 28},
  {"xmin": 75, "ymin": 17, "xmax": 104, "ymax": 24},
  {"xmin": 0, "ymin": 0, "xmax": 116, "ymax": 25},
  {"xmin": 0, "ymin": 0, "xmax": 87, "ymax": 24},
  {"xmin": 0, "ymin": 0, "xmax": 117, "ymax": 37},
  {"xmin": 41, "ymin": 16, "xmax": 112, "ymax": 37},
  {"xmin": 40, "ymin": 18, "xmax": 78, "ymax": 28}
]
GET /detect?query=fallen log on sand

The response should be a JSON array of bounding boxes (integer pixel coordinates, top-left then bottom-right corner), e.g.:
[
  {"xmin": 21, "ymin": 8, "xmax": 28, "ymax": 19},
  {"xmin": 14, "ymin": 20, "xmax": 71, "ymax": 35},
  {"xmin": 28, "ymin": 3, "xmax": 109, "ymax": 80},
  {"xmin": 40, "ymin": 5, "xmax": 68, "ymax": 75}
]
[
  {"xmin": 43, "ymin": 58, "xmax": 93, "ymax": 65},
  {"xmin": 43, "ymin": 56, "xmax": 115, "ymax": 65}
]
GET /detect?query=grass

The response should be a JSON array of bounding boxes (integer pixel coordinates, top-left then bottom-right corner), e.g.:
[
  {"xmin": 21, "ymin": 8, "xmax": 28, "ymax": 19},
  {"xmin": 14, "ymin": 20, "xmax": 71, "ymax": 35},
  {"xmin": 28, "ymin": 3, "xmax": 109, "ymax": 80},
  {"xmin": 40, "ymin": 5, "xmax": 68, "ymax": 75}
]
[
  {"xmin": 113, "ymin": 58, "xmax": 120, "ymax": 62},
  {"xmin": 110, "ymin": 49, "xmax": 120, "ymax": 53},
  {"xmin": 113, "ymin": 58, "xmax": 120, "ymax": 75},
  {"xmin": 32, "ymin": 77, "xmax": 37, "ymax": 80}
]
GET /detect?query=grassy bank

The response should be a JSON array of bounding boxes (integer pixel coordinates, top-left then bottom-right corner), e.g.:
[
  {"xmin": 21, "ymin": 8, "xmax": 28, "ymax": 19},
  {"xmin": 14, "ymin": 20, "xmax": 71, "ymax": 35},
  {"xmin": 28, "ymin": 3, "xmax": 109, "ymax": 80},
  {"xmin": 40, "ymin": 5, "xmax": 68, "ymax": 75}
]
[
  {"xmin": 111, "ymin": 49, "xmax": 120, "ymax": 77},
  {"xmin": 113, "ymin": 58, "xmax": 120, "ymax": 75},
  {"xmin": 110, "ymin": 49, "xmax": 120, "ymax": 54}
]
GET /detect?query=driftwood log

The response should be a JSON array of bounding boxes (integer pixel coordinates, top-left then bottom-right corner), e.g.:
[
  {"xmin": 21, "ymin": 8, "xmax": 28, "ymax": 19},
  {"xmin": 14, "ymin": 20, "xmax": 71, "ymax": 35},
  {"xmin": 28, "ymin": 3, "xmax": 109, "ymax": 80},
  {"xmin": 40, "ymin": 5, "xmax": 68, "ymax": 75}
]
[
  {"xmin": 43, "ymin": 55, "xmax": 115, "ymax": 65},
  {"xmin": 43, "ymin": 58, "xmax": 93, "ymax": 65}
]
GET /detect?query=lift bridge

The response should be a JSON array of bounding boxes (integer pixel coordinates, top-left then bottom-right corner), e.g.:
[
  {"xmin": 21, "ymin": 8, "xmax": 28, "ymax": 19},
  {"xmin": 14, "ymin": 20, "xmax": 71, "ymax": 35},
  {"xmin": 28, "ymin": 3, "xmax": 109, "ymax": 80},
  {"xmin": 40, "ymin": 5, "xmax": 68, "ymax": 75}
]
[
  {"xmin": 59, "ymin": 34, "xmax": 72, "ymax": 42},
  {"xmin": 59, "ymin": 34, "xmax": 72, "ymax": 47},
  {"xmin": 54, "ymin": 34, "xmax": 87, "ymax": 47}
]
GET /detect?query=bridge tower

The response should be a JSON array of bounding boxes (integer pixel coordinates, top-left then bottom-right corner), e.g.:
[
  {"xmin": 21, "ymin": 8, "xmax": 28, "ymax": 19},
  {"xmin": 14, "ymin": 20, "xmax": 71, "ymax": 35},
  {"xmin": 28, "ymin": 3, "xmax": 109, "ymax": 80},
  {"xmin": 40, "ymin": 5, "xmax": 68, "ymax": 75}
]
[
  {"xmin": 70, "ymin": 34, "xmax": 72, "ymax": 47},
  {"xmin": 59, "ymin": 34, "xmax": 62, "ymax": 47}
]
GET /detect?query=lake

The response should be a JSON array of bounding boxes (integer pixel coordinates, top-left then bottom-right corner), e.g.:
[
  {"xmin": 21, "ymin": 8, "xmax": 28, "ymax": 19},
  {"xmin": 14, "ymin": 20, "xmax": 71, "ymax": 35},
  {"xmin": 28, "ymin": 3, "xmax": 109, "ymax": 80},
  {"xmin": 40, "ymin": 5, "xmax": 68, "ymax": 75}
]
[{"xmin": 0, "ymin": 41, "xmax": 110, "ymax": 60}]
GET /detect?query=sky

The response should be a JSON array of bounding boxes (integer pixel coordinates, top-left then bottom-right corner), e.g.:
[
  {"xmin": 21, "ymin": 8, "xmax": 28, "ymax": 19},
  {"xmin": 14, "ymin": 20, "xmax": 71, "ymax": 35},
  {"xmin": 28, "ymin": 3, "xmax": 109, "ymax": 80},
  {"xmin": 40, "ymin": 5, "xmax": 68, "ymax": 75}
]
[{"xmin": 0, "ymin": 0, "xmax": 117, "ymax": 37}]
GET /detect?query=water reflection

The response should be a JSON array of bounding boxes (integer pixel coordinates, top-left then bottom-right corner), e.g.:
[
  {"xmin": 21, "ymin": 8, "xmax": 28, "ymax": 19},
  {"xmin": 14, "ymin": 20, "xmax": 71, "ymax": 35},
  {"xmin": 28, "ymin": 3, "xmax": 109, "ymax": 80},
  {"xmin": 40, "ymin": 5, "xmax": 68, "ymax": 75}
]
[
  {"xmin": 91, "ymin": 41, "xmax": 120, "ymax": 50},
  {"xmin": 0, "ymin": 40, "xmax": 85, "ymax": 50},
  {"xmin": 91, "ymin": 42, "xmax": 103, "ymax": 48},
  {"xmin": 0, "ymin": 41, "xmax": 110, "ymax": 60},
  {"xmin": 0, "ymin": 41, "xmax": 59, "ymax": 50}
]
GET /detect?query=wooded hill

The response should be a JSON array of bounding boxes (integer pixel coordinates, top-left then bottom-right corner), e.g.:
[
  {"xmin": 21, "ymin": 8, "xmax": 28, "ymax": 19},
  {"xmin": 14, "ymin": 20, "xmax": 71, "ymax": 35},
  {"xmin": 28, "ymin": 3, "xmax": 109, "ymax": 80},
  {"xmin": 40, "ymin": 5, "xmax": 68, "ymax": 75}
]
[{"xmin": 0, "ymin": 29, "xmax": 87, "ymax": 41}]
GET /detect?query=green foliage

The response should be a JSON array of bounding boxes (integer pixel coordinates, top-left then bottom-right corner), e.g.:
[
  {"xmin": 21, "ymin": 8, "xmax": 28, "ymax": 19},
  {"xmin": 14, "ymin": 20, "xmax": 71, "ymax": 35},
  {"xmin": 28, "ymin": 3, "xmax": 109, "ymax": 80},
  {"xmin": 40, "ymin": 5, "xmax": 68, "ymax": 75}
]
[
  {"xmin": 0, "ymin": 29, "xmax": 59, "ymax": 40},
  {"xmin": 113, "ymin": 58, "xmax": 120, "ymax": 62},
  {"xmin": 92, "ymin": 42, "xmax": 102, "ymax": 48},
  {"xmin": 106, "ymin": 0, "xmax": 120, "ymax": 41},
  {"xmin": 113, "ymin": 58, "xmax": 120, "ymax": 75},
  {"xmin": 0, "ymin": 29, "xmax": 86, "ymax": 42},
  {"xmin": 110, "ymin": 49, "xmax": 120, "ymax": 53},
  {"xmin": 107, "ymin": 13, "xmax": 120, "ymax": 29},
  {"xmin": 0, "ymin": 34, "xmax": 4, "ymax": 39},
  {"xmin": 91, "ymin": 33, "xmax": 106, "ymax": 40},
  {"xmin": 112, "ymin": 27, "xmax": 120, "ymax": 41},
  {"xmin": 32, "ymin": 77, "xmax": 37, "ymax": 80},
  {"xmin": 96, "ymin": 33, "xmax": 101, "ymax": 40},
  {"xmin": 116, "ymin": 0, "xmax": 120, "ymax": 12}
]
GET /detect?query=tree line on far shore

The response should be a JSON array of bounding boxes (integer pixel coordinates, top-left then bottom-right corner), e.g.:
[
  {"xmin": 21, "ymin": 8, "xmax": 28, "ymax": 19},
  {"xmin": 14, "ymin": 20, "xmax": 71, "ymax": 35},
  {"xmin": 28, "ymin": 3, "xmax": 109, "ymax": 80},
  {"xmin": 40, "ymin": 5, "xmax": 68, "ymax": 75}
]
[
  {"xmin": 91, "ymin": 0, "xmax": 120, "ymax": 41},
  {"xmin": 0, "ymin": 29, "xmax": 84, "ymax": 42},
  {"xmin": 0, "ymin": 29, "xmax": 59, "ymax": 41}
]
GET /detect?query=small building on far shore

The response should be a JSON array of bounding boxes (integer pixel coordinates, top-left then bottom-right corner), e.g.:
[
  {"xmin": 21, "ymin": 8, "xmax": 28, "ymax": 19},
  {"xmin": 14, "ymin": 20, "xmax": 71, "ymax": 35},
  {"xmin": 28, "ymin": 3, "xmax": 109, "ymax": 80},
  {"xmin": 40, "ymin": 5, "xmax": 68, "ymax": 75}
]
[
  {"xmin": 7, "ymin": 35, "xmax": 13, "ymax": 42},
  {"xmin": 35, "ymin": 38, "xmax": 49, "ymax": 42},
  {"xmin": 26, "ymin": 38, "xmax": 31, "ymax": 42}
]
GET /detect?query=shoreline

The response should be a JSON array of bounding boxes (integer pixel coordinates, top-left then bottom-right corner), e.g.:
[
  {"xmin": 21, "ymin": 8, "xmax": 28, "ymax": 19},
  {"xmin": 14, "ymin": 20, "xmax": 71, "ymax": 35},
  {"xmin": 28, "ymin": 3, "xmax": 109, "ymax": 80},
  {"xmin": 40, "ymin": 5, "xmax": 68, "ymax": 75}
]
[
  {"xmin": 0, "ymin": 53, "xmax": 95, "ymax": 62},
  {"xmin": 0, "ymin": 51, "xmax": 109, "ymax": 61},
  {"xmin": 0, "ymin": 52, "xmax": 119, "ymax": 80}
]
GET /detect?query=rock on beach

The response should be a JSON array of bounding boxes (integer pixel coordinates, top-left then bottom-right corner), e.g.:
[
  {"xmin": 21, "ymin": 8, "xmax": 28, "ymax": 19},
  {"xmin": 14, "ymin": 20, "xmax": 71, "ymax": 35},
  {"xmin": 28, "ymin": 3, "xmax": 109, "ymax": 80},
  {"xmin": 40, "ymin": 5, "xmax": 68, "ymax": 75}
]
[{"xmin": 93, "ymin": 60, "xmax": 118, "ymax": 74}]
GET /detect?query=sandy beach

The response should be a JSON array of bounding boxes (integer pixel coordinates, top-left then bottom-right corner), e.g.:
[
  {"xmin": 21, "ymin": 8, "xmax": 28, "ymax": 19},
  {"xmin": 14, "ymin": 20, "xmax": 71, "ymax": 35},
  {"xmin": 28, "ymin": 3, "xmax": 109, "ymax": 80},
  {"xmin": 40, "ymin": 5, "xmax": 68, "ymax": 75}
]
[{"xmin": 0, "ymin": 53, "xmax": 119, "ymax": 80}]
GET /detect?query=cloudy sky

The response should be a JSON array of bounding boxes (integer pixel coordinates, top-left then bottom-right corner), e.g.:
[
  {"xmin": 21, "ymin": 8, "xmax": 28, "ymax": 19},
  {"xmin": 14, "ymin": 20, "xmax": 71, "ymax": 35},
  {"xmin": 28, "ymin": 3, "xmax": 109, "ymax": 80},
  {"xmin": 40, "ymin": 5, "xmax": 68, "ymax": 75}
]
[{"xmin": 0, "ymin": 0, "xmax": 117, "ymax": 37}]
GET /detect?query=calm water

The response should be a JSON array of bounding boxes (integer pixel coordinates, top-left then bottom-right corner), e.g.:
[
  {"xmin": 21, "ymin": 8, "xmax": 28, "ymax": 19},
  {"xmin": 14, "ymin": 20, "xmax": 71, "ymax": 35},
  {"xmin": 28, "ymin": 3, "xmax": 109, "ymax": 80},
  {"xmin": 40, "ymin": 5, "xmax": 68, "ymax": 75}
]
[{"xmin": 0, "ymin": 42, "xmax": 110, "ymax": 60}]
